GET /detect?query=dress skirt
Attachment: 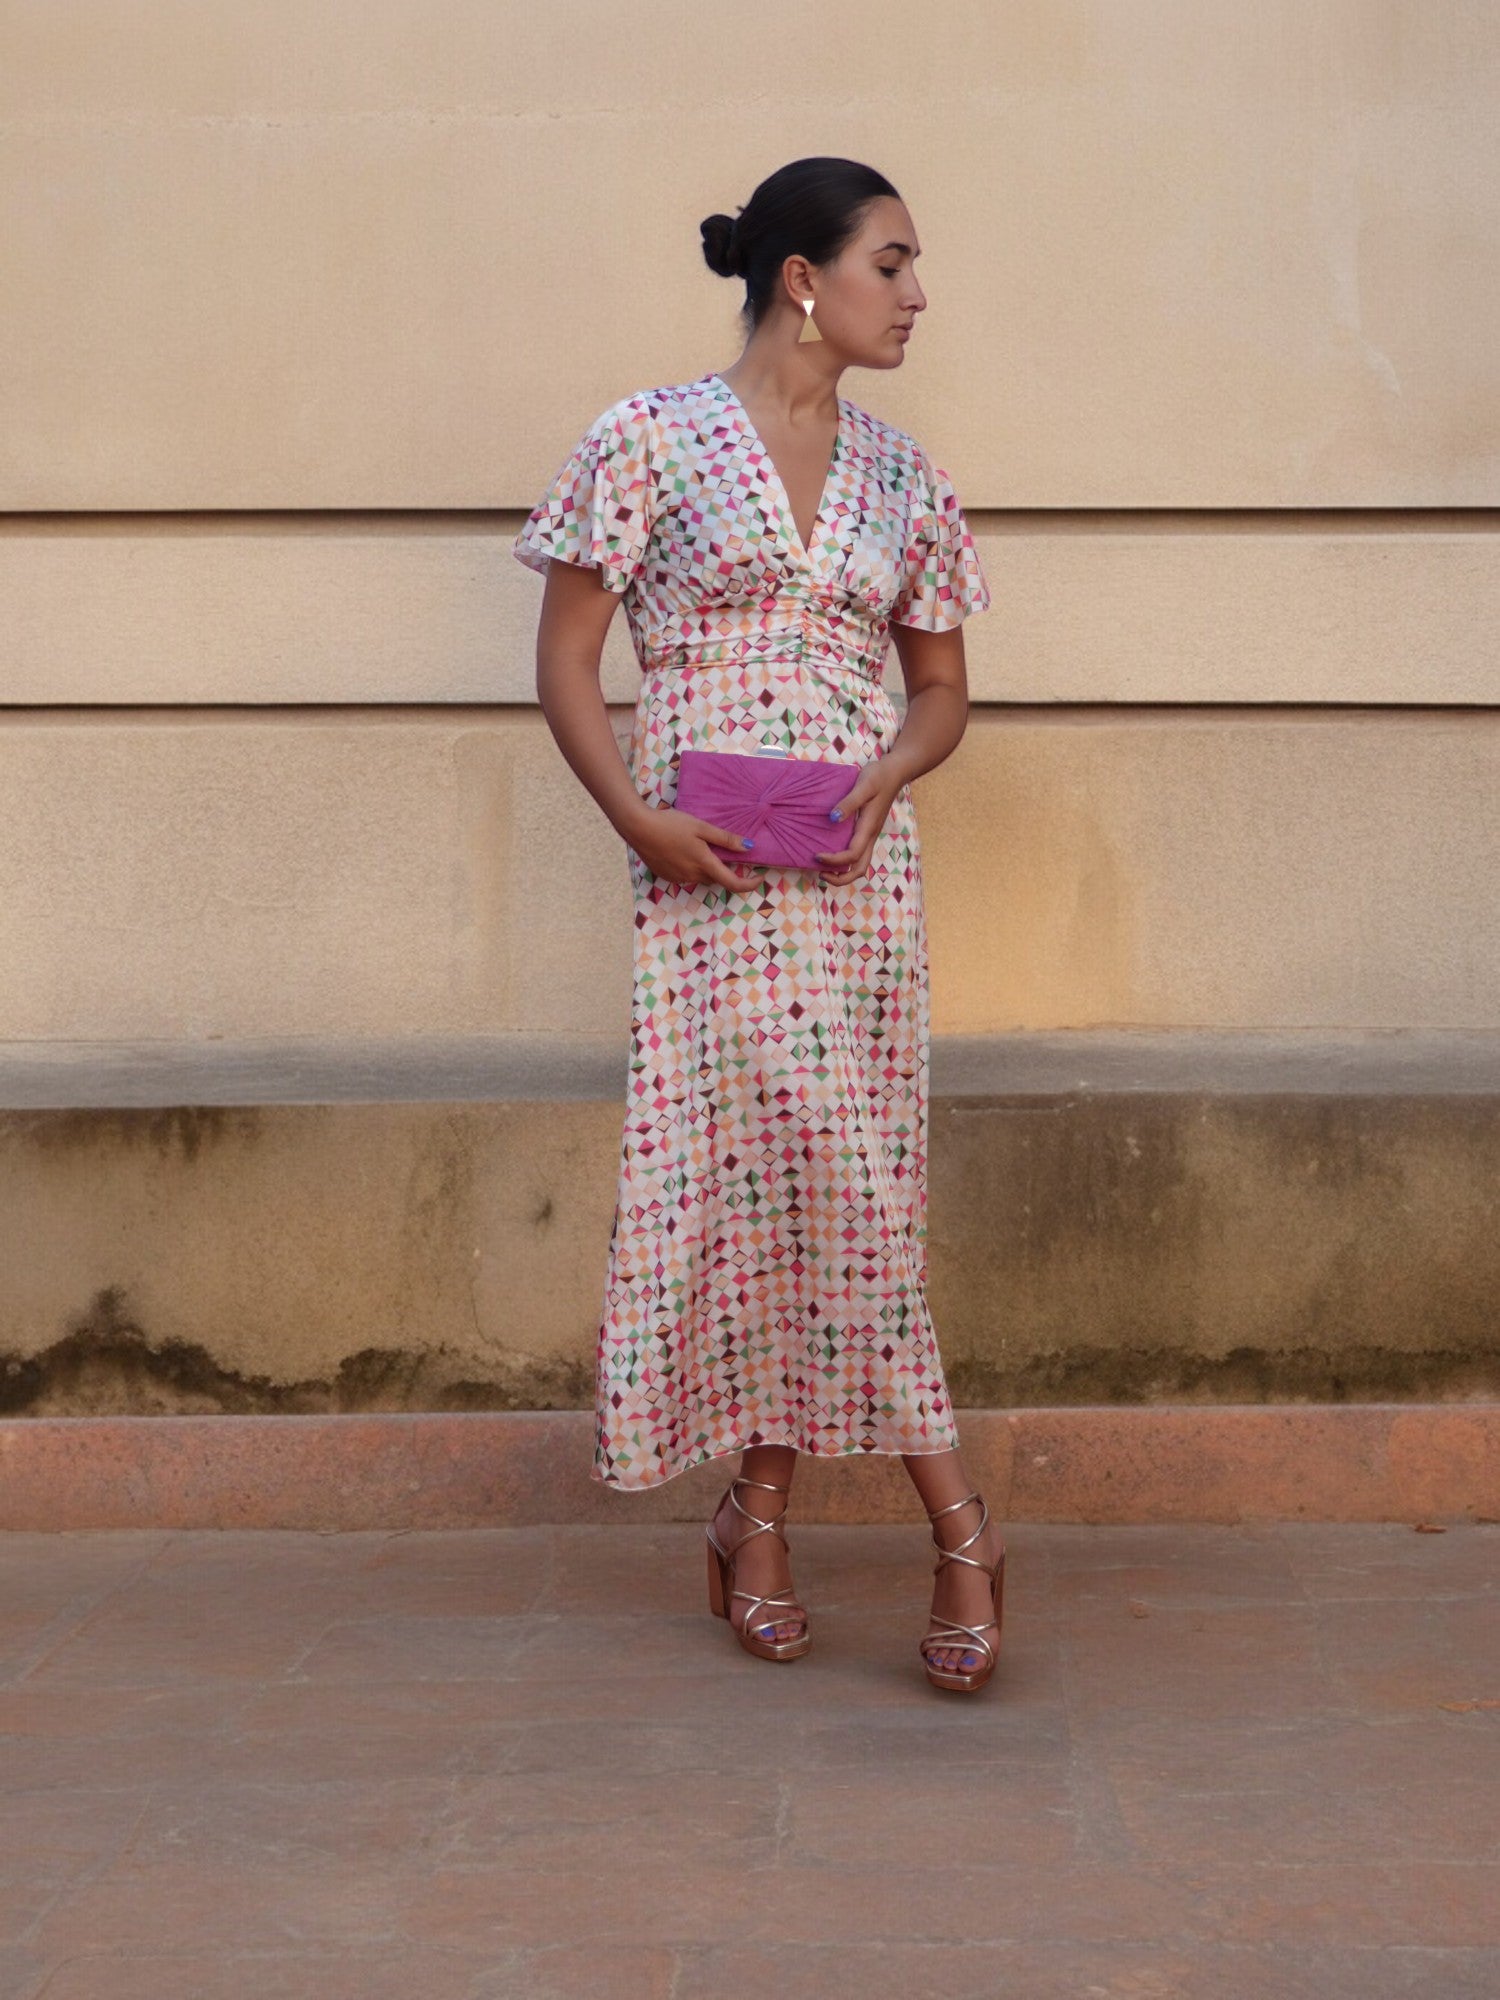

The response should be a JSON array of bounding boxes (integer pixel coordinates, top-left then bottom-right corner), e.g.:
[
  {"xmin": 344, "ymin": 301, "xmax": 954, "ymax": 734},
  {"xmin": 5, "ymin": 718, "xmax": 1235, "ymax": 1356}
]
[{"xmin": 591, "ymin": 636, "xmax": 961, "ymax": 1489}]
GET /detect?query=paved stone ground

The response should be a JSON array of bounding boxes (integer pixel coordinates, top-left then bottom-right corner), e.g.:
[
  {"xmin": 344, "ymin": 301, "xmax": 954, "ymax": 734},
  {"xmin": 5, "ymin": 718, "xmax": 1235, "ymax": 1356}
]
[{"xmin": 1, "ymin": 1520, "xmax": 1497, "ymax": 1998}]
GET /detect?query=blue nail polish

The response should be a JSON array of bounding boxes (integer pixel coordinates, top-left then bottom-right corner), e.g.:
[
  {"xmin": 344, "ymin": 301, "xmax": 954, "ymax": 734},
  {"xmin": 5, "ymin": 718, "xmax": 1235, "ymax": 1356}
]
[
  {"xmin": 828, "ymin": 808, "xmax": 841, "ymax": 821},
  {"xmin": 743, "ymin": 838, "xmax": 755, "ymax": 849}
]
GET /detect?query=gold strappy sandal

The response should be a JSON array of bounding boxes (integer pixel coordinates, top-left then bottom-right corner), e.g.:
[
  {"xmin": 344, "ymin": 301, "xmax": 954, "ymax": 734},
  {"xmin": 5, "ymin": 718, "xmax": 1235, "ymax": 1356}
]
[
  {"xmin": 919, "ymin": 1490, "xmax": 1006, "ymax": 1692},
  {"xmin": 705, "ymin": 1474, "xmax": 811, "ymax": 1661}
]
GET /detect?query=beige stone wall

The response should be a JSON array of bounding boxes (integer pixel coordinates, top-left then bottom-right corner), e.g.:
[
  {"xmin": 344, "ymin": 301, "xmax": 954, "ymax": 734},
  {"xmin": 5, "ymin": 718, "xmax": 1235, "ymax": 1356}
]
[
  {"xmin": 3, "ymin": 0, "xmax": 1497, "ymax": 1037},
  {"xmin": 5, "ymin": 2, "xmax": 1497, "ymax": 511},
  {"xmin": 1, "ymin": 711, "xmax": 1497, "ymax": 1040},
  {"xmin": 6, "ymin": 518, "xmax": 1500, "ymax": 706}
]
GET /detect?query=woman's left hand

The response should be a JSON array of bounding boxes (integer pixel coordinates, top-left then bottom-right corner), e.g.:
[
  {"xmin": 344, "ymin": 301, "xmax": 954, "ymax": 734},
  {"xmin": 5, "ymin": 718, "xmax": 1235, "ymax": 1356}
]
[{"xmin": 813, "ymin": 760, "xmax": 904, "ymax": 886}]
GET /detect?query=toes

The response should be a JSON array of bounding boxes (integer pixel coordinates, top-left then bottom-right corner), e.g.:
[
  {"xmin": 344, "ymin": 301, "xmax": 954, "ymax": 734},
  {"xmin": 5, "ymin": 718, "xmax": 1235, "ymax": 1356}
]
[
  {"xmin": 748, "ymin": 1616, "xmax": 800, "ymax": 1648},
  {"xmin": 751, "ymin": 1617, "xmax": 801, "ymax": 1643},
  {"xmin": 926, "ymin": 1643, "xmax": 981, "ymax": 1674}
]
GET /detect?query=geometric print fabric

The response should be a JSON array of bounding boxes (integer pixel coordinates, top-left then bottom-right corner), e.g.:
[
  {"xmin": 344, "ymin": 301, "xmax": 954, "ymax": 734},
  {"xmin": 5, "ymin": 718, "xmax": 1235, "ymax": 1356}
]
[{"xmin": 515, "ymin": 370, "xmax": 991, "ymax": 1488}]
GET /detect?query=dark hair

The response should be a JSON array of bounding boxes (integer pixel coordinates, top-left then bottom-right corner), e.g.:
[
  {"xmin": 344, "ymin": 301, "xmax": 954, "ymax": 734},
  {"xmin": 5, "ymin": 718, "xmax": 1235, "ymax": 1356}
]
[{"xmin": 700, "ymin": 156, "xmax": 901, "ymax": 331}]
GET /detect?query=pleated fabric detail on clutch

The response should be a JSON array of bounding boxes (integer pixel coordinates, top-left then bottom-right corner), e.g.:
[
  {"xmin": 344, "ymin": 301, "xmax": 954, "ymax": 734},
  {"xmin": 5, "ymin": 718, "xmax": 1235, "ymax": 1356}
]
[{"xmin": 673, "ymin": 749, "xmax": 862, "ymax": 868}]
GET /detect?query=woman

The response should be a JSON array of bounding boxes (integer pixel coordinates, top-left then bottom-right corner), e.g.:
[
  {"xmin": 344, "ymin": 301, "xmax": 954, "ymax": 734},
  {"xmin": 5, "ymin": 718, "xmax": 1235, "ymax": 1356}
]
[{"xmin": 514, "ymin": 157, "xmax": 1003, "ymax": 1693}]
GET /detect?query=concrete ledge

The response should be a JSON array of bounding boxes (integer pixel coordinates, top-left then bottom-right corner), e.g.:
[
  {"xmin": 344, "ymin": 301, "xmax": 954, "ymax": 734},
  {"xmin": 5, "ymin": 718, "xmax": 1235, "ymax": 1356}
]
[
  {"xmin": 2, "ymin": 1406, "xmax": 1496, "ymax": 1530},
  {"xmin": 4, "ymin": 1029, "xmax": 1500, "ymax": 1107}
]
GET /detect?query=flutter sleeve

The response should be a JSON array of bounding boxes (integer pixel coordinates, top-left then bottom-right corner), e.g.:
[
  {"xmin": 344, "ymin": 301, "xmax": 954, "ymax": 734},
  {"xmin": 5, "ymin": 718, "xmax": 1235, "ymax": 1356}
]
[
  {"xmin": 512, "ymin": 395, "xmax": 657, "ymax": 595},
  {"xmin": 889, "ymin": 447, "xmax": 992, "ymax": 631}
]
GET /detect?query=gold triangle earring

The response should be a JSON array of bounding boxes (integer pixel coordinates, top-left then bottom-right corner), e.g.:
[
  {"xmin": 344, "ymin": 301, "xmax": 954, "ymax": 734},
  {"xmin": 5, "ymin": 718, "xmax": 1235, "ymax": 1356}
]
[{"xmin": 796, "ymin": 297, "xmax": 823, "ymax": 345}]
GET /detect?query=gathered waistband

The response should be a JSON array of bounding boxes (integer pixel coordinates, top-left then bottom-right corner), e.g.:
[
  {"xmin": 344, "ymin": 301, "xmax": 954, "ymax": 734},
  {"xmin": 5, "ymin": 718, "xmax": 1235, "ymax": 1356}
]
[{"xmin": 636, "ymin": 625, "xmax": 891, "ymax": 683}]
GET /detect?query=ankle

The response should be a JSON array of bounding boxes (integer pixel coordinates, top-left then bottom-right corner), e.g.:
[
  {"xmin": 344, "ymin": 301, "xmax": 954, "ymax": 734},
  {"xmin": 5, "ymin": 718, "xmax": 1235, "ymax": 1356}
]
[
  {"xmin": 929, "ymin": 1492, "xmax": 987, "ymax": 1543},
  {"xmin": 715, "ymin": 1483, "xmax": 786, "ymax": 1547},
  {"xmin": 730, "ymin": 1474, "xmax": 788, "ymax": 1517}
]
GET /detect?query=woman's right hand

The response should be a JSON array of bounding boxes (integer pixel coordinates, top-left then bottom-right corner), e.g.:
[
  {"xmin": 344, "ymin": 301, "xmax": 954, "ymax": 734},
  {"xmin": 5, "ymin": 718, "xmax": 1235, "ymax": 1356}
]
[{"xmin": 626, "ymin": 805, "xmax": 763, "ymax": 891}]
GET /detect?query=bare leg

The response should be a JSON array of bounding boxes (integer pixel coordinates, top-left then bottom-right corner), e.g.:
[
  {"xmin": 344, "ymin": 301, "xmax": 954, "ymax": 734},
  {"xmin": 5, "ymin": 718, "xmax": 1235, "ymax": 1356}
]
[
  {"xmin": 708, "ymin": 1443, "xmax": 806, "ymax": 1644},
  {"xmin": 902, "ymin": 1446, "xmax": 1005, "ymax": 1676}
]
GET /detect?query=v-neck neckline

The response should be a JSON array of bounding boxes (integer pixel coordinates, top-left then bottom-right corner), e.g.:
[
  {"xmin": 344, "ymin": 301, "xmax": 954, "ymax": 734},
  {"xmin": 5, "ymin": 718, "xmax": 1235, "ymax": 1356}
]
[{"xmin": 708, "ymin": 371, "xmax": 845, "ymax": 563}]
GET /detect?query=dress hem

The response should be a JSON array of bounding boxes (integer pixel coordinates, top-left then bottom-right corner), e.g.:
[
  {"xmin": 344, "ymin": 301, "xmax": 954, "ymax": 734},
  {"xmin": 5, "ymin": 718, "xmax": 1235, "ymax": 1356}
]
[{"xmin": 590, "ymin": 1429, "xmax": 964, "ymax": 1495}]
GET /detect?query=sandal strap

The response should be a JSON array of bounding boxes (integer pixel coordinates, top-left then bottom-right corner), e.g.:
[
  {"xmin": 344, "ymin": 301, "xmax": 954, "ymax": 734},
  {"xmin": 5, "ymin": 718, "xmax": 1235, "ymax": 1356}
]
[
  {"xmin": 723, "ymin": 1475, "xmax": 791, "ymax": 1546},
  {"xmin": 920, "ymin": 1618, "xmax": 998, "ymax": 1669},
  {"xmin": 712, "ymin": 1477, "xmax": 805, "ymax": 1638},
  {"xmin": 922, "ymin": 1493, "xmax": 1004, "ymax": 1670},
  {"xmin": 731, "ymin": 1584, "xmax": 807, "ymax": 1637},
  {"xmin": 926, "ymin": 1492, "xmax": 1001, "ymax": 1579}
]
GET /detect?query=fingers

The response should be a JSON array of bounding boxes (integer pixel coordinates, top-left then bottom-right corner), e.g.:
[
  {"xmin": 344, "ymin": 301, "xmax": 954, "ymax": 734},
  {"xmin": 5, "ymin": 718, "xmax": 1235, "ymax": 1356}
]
[
  {"xmin": 709, "ymin": 862, "xmax": 763, "ymax": 891},
  {"xmin": 817, "ymin": 848, "xmax": 872, "ymax": 883},
  {"xmin": 699, "ymin": 825, "xmax": 759, "ymax": 892},
  {"xmin": 816, "ymin": 780, "xmax": 893, "ymax": 882},
  {"xmin": 648, "ymin": 817, "xmax": 878, "ymax": 890},
  {"xmin": 658, "ymin": 860, "xmax": 758, "ymax": 891},
  {"xmin": 815, "ymin": 809, "xmax": 865, "ymax": 868},
  {"xmin": 820, "ymin": 789, "xmax": 884, "ymax": 859},
  {"xmin": 816, "ymin": 819, "xmax": 873, "ymax": 878},
  {"xmin": 672, "ymin": 816, "xmax": 759, "ymax": 892},
  {"xmin": 697, "ymin": 819, "xmax": 755, "ymax": 857}
]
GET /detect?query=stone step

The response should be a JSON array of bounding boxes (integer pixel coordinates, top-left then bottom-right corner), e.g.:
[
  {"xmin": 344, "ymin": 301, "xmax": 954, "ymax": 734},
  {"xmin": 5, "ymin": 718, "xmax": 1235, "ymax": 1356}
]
[{"xmin": 1, "ymin": 1405, "xmax": 1496, "ymax": 1530}]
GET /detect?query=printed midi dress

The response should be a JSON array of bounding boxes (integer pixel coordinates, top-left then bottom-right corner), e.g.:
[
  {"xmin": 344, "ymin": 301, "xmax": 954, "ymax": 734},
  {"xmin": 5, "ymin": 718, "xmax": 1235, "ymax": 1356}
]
[{"xmin": 514, "ymin": 371, "xmax": 991, "ymax": 1490}]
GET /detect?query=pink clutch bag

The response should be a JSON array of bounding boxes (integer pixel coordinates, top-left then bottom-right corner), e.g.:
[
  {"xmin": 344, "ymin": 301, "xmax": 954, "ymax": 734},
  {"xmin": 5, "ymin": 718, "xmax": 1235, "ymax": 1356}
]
[{"xmin": 673, "ymin": 748, "xmax": 861, "ymax": 868}]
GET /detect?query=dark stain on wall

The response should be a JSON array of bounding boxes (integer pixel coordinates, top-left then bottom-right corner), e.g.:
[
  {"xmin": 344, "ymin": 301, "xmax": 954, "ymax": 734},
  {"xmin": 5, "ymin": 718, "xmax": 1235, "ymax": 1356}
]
[
  {"xmin": 944, "ymin": 1342, "xmax": 1500, "ymax": 1407},
  {"xmin": 1, "ymin": 1287, "xmax": 592, "ymax": 1417},
  {"xmin": 12, "ymin": 1107, "xmax": 263, "ymax": 1161}
]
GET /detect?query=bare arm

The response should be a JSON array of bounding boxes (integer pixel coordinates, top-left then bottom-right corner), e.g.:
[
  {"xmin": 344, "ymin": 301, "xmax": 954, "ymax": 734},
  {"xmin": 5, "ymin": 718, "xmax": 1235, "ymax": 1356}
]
[
  {"xmin": 884, "ymin": 621, "xmax": 970, "ymax": 785},
  {"xmin": 810, "ymin": 621, "xmax": 970, "ymax": 888},
  {"xmin": 532, "ymin": 557, "xmax": 656, "ymax": 839},
  {"xmin": 530, "ymin": 556, "xmax": 760, "ymax": 891}
]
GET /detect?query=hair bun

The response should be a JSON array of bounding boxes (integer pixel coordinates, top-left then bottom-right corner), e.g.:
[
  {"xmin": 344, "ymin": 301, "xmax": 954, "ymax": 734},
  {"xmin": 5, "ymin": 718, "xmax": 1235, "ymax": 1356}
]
[{"xmin": 699, "ymin": 211, "xmax": 743, "ymax": 280}]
